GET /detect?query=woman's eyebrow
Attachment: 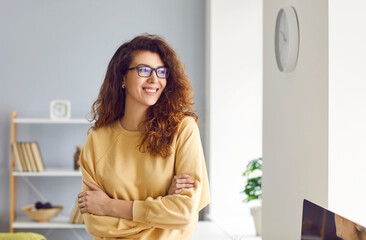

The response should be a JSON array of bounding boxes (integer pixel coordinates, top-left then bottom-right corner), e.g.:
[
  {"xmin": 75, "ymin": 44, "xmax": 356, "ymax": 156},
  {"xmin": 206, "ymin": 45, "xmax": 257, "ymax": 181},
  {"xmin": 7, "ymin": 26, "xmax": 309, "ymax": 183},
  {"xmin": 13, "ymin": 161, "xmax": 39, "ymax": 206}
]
[
  {"xmin": 136, "ymin": 63, "xmax": 149, "ymax": 67},
  {"xmin": 135, "ymin": 63, "xmax": 165, "ymax": 68}
]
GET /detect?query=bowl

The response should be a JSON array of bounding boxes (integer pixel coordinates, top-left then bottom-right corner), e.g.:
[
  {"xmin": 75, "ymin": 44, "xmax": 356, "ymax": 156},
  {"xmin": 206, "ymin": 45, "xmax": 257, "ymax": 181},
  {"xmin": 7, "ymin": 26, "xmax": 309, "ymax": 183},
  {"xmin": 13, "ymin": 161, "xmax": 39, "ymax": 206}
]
[{"xmin": 22, "ymin": 205, "xmax": 63, "ymax": 222}]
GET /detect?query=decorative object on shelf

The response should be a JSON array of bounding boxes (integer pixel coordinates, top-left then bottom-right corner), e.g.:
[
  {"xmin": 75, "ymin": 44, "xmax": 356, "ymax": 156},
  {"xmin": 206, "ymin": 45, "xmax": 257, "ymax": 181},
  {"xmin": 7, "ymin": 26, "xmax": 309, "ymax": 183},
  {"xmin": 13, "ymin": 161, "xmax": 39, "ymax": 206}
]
[
  {"xmin": 22, "ymin": 204, "xmax": 63, "ymax": 222},
  {"xmin": 242, "ymin": 157, "xmax": 262, "ymax": 236},
  {"xmin": 69, "ymin": 200, "xmax": 84, "ymax": 224},
  {"xmin": 274, "ymin": 6, "xmax": 299, "ymax": 73},
  {"xmin": 50, "ymin": 100, "xmax": 71, "ymax": 119},
  {"xmin": 74, "ymin": 146, "xmax": 82, "ymax": 170}
]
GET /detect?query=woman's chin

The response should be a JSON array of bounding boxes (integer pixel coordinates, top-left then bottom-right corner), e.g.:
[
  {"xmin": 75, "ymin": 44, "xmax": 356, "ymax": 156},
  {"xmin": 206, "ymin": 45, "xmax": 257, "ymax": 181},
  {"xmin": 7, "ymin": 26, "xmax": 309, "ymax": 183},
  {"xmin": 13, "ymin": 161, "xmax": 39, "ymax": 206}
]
[{"xmin": 143, "ymin": 98, "xmax": 160, "ymax": 106}]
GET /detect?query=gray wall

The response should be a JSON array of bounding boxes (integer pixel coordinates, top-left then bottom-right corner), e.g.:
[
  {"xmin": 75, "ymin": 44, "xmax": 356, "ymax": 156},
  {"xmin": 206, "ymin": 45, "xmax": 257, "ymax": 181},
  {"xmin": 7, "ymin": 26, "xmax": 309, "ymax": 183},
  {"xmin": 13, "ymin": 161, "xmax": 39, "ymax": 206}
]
[{"xmin": 0, "ymin": 1, "xmax": 206, "ymax": 238}]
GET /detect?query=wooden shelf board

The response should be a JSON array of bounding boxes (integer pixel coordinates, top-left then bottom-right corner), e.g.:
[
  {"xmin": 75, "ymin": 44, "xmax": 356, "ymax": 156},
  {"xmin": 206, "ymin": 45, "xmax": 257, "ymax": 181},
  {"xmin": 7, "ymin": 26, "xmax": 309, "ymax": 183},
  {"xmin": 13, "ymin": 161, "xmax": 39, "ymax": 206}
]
[
  {"xmin": 13, "ymin": 169, "xmax": 82, "ymax": 177},
  {"xmin": 13, "ymin": 217, "xmax": 85, "ymax": 229},
  {"xmin": 13, "ymin": 118, "xmax": 92, "ymax": 124}
]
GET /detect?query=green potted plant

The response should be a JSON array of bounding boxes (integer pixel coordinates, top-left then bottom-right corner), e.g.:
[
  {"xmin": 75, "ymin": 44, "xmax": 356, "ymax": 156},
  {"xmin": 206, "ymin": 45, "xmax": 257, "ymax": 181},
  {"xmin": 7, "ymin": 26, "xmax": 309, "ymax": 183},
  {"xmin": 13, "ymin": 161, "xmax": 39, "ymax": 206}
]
[{"xmin": 242, "ymin": 157, "xmax": 262, "ymax": 236}]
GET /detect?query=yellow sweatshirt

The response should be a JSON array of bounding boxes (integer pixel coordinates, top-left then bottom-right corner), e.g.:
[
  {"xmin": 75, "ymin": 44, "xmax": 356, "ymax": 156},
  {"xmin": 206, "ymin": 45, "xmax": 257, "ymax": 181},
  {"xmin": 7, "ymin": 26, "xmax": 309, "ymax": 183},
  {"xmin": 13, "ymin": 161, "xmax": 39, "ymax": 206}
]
[{"xmin": 80, "ymin": 116, "xmax": 210, "ymax": 240}]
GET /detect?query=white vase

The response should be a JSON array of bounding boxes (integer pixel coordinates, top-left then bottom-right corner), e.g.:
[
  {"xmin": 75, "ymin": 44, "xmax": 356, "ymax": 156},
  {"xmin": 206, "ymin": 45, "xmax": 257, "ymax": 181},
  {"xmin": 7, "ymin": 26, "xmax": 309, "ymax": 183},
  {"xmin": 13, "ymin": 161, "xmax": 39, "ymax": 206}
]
[{"xmin": 250, "ymin": 206, "xmax": 262, "ymax": 236}]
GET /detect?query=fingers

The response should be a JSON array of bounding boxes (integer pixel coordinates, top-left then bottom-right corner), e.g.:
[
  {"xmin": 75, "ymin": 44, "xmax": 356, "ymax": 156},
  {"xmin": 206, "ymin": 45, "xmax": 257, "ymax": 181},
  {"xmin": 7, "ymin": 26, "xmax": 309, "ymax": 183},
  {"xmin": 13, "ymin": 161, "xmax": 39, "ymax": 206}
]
[
  {"xmin": 174, "ymin": 174, "xmax": 195, "ymax": 183},
  {"xmin": 79, "ymin": 204, "xmax": 87, "ymax": 214},
  {"xmin": 175, "ymin": 174, "xmax": 193, "ymax": 179},
  {"xmin": 82, "ymin": 179, "xmax": 101, "ymax": 191},
  {"xmin": 174, "ymin": 174, "xmax": 195, "ymax": 193},
  {"xmin": 78, "ymin": 201, "xmax": 86, "ymax": 208},
  {"xmin": 175, "ymin": 177, "xmax": 195, "ymax": 189},
  {"xmin": 176, "ymin": 183, "xmax": 194, "ymax": 189},
  {"xmin": 167, "ymin": 174, "xmax": 195, "ymax": 195},
  {"xmin": 77, "ymin": 192, "xmax": 86, "ymax": 213},
  {"xmin": 77, "ymin": 192, "xmax": 84, "ymax": 199},
  {"xmin": 176, "ymin": 178, "xmax": 195, "ymax": 184},
  {"xmin": 77, "ymin": 192, "xmax": 86, "ymax": 202},
  {"xmin": 173, "ymin": 174, "xmax": 195, "ymax": 190}
]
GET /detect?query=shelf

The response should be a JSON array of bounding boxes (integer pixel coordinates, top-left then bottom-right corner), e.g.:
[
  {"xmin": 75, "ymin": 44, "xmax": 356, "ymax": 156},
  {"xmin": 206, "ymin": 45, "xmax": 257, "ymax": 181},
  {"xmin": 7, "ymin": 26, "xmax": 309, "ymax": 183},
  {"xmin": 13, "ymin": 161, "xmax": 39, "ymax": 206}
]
[
  {"xmin": 13, "ymin": 217, "xmax": 85, "ymax": 229},
  {"xmin": 13, "ymin": 169, "xmax": 82, "ymax": 177},
  {"xmin": 13, "ymin": 118, "xmax": 92, "ymax": 124},
  {"xmin": 9, "ymin": 111, "xmax": 87, "ymax": 233}
]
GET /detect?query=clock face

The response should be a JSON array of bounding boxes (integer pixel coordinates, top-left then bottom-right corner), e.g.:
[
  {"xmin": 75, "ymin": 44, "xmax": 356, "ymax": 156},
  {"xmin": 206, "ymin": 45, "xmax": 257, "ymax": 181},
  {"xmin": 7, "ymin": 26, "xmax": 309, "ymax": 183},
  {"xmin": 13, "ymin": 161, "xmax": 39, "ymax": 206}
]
[
  {"xmin": 274, "ymin": 7, "xmax": 299, "ymax": 73},
  {"xmin": 53, "ymin": 103, "xmax": 67, "ymax": 117},
  {"xmin": 50, "ymin": 100, "xmax": 71, "ymax": 119},
  {"xmin": 275, "ymin": 9, "xmax": 288, "ymax": 71}
]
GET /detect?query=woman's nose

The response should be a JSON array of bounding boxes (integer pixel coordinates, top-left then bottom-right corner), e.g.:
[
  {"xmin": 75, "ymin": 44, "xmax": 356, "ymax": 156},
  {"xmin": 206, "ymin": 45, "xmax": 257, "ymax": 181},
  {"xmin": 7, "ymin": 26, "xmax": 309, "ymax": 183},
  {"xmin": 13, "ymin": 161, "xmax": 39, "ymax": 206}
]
[{"xmin": 147, "ymin": 71, "xmax": 159, "ymax": 83}]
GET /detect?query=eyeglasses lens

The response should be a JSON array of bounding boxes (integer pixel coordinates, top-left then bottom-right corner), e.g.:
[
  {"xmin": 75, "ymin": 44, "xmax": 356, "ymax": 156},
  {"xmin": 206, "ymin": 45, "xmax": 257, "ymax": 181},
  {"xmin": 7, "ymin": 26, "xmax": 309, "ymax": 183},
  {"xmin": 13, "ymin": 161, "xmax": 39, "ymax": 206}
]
[
  {"xmin": 138, "ymin": 67, "xmax": 152, "ymax": 77},
  {"xmin": 156, "ymin": 68, "xmax": 169, "ymax": 78}
]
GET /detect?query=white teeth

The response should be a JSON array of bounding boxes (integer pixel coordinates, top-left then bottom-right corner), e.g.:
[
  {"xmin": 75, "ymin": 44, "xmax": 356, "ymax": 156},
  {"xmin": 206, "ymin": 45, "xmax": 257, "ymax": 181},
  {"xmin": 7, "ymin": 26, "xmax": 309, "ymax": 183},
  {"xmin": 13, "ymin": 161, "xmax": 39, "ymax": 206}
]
[{"xmin": 144, "ymin": 89, "xmax": 157, "ymax": 93}]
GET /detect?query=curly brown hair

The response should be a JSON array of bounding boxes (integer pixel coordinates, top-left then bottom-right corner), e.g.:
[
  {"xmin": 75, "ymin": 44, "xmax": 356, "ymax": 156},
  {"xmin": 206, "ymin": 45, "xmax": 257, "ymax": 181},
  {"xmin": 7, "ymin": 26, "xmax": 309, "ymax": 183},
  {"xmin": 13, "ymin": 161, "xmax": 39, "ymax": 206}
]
[{"xmin": 89, "ymin": 34, "xmax": 198, "ymax": 158}]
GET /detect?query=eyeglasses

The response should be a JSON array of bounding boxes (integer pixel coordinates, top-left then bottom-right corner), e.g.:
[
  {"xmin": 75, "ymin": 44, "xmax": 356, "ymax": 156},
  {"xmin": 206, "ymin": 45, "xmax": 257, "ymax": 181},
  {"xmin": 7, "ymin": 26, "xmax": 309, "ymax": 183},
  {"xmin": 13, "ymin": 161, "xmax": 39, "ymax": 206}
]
[{"xmin": 127, "ymin": 66, "xmax": 170, "ymax": 78}]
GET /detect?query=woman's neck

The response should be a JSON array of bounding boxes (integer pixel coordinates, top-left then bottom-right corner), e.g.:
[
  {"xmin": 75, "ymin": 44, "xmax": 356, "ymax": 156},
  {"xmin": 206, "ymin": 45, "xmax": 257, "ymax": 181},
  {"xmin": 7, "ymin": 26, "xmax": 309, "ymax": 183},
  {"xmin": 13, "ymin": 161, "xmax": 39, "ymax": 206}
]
[{"xmin": 121, "ymin": 103, "xmax": 148, "ymax": 132}]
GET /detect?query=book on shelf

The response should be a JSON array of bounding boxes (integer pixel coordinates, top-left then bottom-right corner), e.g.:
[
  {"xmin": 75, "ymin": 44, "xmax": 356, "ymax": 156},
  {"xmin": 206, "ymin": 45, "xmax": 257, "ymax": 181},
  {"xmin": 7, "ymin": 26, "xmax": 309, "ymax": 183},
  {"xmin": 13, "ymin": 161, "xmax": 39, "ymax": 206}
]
[
  {"xmin": 30, "ymin": 142, "xmax": 45, "ymax": 171},
  {"xmin": 16, "ymin": 142, "xmax": 28, "ymax": 171},
  {"xmin": 11, "ymin": 143, "xmax": 23, "ymax": 172},
  {"xmin": 69, "ymin": 201, "xmax": 84, "ymax": 224},
  {"xmin": 11, "ymin": 141, "xmax": 45, "ymax": 172},
  {"xmin": 24, "ymin": 142, "xmax": 37, "ymax": 171},
  {"xmin": 19, "ymin": 142, "xmax": 32, "ymax": 171}
]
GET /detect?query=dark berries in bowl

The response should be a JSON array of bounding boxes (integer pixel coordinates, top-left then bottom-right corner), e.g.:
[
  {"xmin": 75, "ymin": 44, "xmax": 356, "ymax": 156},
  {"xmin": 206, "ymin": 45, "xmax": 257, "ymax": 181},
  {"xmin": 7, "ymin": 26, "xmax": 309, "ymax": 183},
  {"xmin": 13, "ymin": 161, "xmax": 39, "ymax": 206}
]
[
  {"xmin": 35, "ymin": 201, "xmax": 43, "ymax": 210},
  {"xmin": 43, "ymin": 202, "xmax": 52, "ymax": 209},
  {"xmin": 33, "ymin": 201, "xmax": 53, "ymax": 210}
]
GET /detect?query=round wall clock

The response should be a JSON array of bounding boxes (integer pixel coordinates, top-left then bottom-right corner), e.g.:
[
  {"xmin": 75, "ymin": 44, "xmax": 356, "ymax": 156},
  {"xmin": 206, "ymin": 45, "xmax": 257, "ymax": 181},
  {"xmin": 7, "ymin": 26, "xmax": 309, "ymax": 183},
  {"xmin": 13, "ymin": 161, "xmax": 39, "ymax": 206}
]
[
  {"xmin": 274, "ymin": 6, "xmax": 299, "ymax": 73},
  {"xmin": 50, "ymin": 100, "xmax": 71, "ymax": 119}
]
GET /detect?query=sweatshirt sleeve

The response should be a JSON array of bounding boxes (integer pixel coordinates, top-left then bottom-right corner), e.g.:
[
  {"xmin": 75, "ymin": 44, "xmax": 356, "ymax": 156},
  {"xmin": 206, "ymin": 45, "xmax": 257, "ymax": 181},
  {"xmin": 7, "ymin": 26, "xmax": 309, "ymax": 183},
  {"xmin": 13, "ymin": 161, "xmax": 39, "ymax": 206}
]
[
  {"xmin": 79, "ymin": 132, "xmax": 151, "ymax": 238},
  {"xmin": 132, "ymin": 117, "xmax": 211, "ymax": 230}
]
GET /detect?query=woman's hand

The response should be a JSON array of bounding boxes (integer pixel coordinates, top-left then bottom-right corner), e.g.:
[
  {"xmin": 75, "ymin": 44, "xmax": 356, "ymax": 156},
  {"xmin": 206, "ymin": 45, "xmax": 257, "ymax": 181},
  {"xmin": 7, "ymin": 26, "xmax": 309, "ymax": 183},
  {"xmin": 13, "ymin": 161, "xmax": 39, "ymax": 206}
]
[
  {"xmin": 167, "ymin": 174, "xmax": 195, "ymax": 195},
  {"xmin": 78, "ymin": 179, "xmax": 112, "ymax": 216}
]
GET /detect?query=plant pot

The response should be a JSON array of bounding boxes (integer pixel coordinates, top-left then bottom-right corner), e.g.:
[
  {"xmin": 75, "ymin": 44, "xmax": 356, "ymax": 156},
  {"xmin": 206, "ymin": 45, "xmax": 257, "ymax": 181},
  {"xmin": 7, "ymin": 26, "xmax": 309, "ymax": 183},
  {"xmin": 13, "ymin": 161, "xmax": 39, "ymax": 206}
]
[{"xmin": 250, "ymin": 206, "xmax": 262, "ymax": 236}]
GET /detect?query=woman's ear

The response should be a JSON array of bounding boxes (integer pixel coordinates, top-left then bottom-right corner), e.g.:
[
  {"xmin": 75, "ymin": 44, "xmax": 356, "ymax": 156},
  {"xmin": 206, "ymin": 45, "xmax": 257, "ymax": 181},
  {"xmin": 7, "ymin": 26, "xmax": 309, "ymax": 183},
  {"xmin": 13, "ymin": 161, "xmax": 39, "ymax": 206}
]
[{"xmin": 122, "ymin": 78, "xmax": 125, "ymax": 89}]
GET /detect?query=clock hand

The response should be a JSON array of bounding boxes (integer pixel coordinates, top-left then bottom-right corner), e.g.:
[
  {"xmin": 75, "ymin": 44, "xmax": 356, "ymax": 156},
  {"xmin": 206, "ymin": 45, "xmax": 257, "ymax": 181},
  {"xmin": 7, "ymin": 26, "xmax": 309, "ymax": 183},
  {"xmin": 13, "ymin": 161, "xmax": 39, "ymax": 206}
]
[{"xmin": 280, "ymin": 31, "xmax": 287, "ymax": 42}]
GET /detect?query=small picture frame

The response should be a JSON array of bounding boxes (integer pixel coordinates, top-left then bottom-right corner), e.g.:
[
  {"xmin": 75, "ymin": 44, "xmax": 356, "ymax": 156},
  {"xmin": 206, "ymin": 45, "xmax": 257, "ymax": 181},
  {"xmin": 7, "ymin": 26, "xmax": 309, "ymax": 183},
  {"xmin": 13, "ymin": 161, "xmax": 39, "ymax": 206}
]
[{"xmin": 50, "ymin": 100, "xmax": 71, "ymax": 119}]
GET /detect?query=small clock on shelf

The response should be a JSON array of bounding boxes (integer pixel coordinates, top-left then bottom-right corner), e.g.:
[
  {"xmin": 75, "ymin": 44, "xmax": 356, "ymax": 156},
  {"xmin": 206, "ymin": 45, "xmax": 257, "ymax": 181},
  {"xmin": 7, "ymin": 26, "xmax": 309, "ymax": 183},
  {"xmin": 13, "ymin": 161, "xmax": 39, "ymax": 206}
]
[
  {"xmin": 274, "ymin": 6, "xmax": 299, "ymax": 73},
  {"xmin": 50, "ymin": 100, "xmax": 71, "ymax": 119}
]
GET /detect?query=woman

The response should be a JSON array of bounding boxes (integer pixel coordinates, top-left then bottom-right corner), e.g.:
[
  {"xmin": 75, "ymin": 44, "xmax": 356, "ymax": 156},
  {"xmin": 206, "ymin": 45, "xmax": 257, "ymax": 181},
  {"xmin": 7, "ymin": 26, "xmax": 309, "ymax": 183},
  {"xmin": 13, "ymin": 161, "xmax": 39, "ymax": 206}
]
[{"xmin": 77, "ymin": 34, "xmax": 210, "ymax": 240}]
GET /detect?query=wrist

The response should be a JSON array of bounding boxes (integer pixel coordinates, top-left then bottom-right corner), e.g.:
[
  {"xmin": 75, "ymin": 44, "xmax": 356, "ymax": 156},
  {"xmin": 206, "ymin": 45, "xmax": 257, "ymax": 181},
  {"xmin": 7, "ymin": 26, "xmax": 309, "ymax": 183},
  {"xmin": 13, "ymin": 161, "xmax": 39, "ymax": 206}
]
[
  {"xmin": 108, "ymin": 198, "xmax": 134, "ymax": 220},
  {"xmin": 105, "ymin": 198, "xmax": 115, "ymax": 216}
]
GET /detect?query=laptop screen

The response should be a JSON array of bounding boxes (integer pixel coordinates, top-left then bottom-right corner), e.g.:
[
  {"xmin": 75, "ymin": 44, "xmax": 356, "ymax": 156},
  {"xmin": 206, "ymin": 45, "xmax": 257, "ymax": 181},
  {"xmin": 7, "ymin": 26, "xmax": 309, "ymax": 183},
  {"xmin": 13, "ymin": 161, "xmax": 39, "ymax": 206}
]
[{"xmin": 301, "ymin": 199, "xmax": 366, "ymax": 240}]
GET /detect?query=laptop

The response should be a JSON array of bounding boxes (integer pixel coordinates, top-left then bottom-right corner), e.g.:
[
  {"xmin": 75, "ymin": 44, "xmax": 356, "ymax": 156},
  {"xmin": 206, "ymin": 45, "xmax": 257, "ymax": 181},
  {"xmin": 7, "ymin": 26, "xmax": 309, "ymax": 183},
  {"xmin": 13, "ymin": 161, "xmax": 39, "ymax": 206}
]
[{"xmin": 301, "ymin": 199, "xmax": 366, "ymax": 240}]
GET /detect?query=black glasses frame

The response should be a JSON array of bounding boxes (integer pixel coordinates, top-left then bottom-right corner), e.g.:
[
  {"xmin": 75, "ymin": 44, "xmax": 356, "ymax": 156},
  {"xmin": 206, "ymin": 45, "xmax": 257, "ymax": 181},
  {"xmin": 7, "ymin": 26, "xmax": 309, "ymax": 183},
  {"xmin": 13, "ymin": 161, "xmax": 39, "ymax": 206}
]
[{"xmin": 127, "ymin": 66, "xmax": 170, "ymax": 78}]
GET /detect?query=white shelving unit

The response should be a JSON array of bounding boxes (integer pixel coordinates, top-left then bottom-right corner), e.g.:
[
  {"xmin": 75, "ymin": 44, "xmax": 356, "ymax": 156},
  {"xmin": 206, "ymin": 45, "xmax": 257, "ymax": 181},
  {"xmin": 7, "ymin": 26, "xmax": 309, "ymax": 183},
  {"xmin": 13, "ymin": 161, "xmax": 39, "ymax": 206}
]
[
  {"xmin": 9, "ymin": 111, "xmax": 92, "ymax": 233},
  {"xmin": 13, "ymin": 169, "xmax": 82, "ymax": 177},
  {"xmin": 13, "ymin": 217, "xmax": 85, "ymax": 229},
  {"xmin": 13, "ymin": 118, "xmax": 90, "ymax": 124}
]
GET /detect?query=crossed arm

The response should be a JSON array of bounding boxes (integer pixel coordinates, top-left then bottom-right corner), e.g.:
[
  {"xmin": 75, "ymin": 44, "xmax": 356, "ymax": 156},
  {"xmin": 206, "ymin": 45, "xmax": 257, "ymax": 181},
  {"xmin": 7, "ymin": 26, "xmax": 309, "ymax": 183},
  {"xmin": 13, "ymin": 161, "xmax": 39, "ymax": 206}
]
[
  {"xmin": 77, "ymin": 174, "xmax": 195, "ymax": 220},
  {"xmin": 77, "ymin": 118, "xmax": 210, "ymax": 236}
]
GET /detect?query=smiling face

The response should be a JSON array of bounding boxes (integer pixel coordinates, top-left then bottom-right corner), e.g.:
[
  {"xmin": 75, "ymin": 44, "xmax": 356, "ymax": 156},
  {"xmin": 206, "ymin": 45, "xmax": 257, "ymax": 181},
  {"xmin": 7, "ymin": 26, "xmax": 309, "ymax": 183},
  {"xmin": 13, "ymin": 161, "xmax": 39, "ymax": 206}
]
[{"xmin": 123, "ymin": 51, "xmax": 167, "ymax": 111}]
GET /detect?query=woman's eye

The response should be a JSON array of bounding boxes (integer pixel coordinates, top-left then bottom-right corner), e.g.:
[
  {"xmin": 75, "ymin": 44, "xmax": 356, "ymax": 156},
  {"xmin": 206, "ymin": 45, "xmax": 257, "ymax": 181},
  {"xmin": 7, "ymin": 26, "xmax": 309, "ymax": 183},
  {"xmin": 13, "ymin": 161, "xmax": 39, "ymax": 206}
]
[{"xmin": 140, "ymin": 67, "xmax": 150, "ymax": 73}]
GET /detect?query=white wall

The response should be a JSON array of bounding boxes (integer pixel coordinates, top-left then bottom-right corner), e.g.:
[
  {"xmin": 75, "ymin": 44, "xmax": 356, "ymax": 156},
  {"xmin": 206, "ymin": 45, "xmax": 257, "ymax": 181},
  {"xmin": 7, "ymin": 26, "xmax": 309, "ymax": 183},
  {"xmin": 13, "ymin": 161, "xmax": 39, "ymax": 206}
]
[
  {"xmin": 208, "ymin": 0, "xmax": 262, "ymax": 236},
  {"xmin": 329, "ymin": 0, "xmax": 366, "ymax": 225},
  {"xmin": 263, "ymin": 0, "xmax": 328, "ymax": 239}
]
